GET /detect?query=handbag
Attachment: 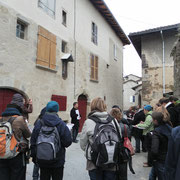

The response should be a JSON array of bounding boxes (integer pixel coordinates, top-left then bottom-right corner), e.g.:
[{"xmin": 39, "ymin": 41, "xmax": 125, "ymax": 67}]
[{"xmin": 123, "ymin": 125, "xmax": 135, "ymax": 156}]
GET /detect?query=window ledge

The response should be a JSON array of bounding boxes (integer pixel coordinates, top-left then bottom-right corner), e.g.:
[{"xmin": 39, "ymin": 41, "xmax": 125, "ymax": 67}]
[
  {"xmin": 36, "ymin": 64, "xmax": 58, "ymax": 73},
  {"xmin": 90, "ymin": 79, "xmax": 99, "ymax": 83}
]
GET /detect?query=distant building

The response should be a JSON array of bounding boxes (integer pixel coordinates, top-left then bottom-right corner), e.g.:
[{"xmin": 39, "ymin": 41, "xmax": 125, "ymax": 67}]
[
  {"xmin": 171, "ymin": 31, "xmax": 180, "ymax": 99},
  {"xmin": 0, "ymin": 0, "xmax": 130, "ymax": 130},
  {"xmin": 129, "ymin": 23, "xmax": 180, "ymax": 106},
  {"xmin": 123, "ymin": 74, "xmax": 141, "ymax": 110}
]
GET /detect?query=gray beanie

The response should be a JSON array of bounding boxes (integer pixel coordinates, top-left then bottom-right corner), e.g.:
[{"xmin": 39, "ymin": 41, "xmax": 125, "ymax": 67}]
[{"xmin": 11, "ymin": 93, "xmax": 24, "ymax": 108}]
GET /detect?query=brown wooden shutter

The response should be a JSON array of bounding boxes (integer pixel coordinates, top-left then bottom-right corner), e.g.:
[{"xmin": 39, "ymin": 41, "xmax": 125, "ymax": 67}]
[
  {"xmin": 91, "ymin": 54, "xmax": 94, "ymax": 80},
  {"xmin": 90, "ymin": 54, "xmax": 98, "ymax": 81},
  {"xmin": 95, "ymin": 56, "xmax": 98, "ymax": 80},
  {"xmin": 37, "ymin": 26, "xmax": 56, "ymax": 69}
]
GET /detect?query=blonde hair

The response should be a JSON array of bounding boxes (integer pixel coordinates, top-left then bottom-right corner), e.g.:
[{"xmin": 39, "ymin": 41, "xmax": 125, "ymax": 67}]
[
  {"xmin": 90, "ymin": 97, "xmax": 107, "ymax": 112},
  {"xmin": 155, "ymin": 106, "xmax": 172, "ymax": 126},
  {"xmin": 110, "ymin": 108, "xmax": 122, "ymax": 121}
]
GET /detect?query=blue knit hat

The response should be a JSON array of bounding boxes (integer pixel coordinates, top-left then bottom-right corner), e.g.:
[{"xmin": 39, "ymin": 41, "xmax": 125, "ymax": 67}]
[
  {"xmin": 46, "ymin": 101, "xmax": 59, "ymax": 112},
  {"xmin": 144, "ymin": 105, "xmax": 152, "ymax": 111}
]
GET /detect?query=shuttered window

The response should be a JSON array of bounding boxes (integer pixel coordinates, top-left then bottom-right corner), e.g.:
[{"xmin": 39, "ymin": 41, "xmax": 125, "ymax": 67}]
[
  {"xmin": 90, "ymin": 54, "xmax": 98, "ymax": 81},
  {"xmin": 37, "ymin": 26, "xmax": 56, "ymax": 70}
]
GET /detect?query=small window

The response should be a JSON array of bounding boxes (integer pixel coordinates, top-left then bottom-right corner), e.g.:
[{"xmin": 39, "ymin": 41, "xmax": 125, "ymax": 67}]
[
  {"xmin": 90, "ymin": 54, "xmax": 98, "ymax": 81},
  {"xmin": 130, "ymin": 96, "xmax": 135, "ymax": 103},
  {"xmin": 61, "ymin": 40, "xmax": 67, "ymax": 53},
  {"xmin": 91, "ymin": 22, "xmax": 98, "ymax": 45},
  {"xmin": 62, "ymin": 61, "xmax": 68, "ymax": 79},
  {"xmin": 114, "ymin": 44, "xmax": 117, "ymax": 60},
  {"xmin": 16, "ymin": 20, "xmax": 27, "ymax": 40},
  {"xmin": 62, "ymin": 10, "xmax": 67, "ymax": 26},
  {"xmin": 38, "ymin": 0, "xmax": 56, "ymax": 18}
]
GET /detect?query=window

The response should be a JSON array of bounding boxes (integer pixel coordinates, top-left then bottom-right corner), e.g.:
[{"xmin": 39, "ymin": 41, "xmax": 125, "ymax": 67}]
[
  {"xmin": 91, "ymin": 22, "xmax": 98, "ymax": 45},
  {"xmin": 38, "ymin": 0, "xmax": 56, "ymax": 18},
  {"xmin": 51, "ymin": 95, "xmax": 67, "ymax": 111},
  {"xmin": 114, "ymin": 44, "xmax": 117, "ymax": 60},
  {"xmin": 36, "ymin": 26, "xmax": 56, "ymax": 70},
  {"xmin": 61, "ymin": 40, "xmax": 67, "ymax": 53},
  {"xmin": 16, "ymin": 20, "xmax": 27, "ymax": 39},
  {"xmin": 62, "ymin": 61, "xmax": 68, "ymax": 79},
  {"xmin": 90, "ymin": 54, "xmax": 98, "ymax": 81},
  {"xmin": 62, "ymin": 10, "xmax": 67, "ymax": 26},
  {"xmin": 130, "ymin": 96, "xmax": 135, "ymax": 103}
]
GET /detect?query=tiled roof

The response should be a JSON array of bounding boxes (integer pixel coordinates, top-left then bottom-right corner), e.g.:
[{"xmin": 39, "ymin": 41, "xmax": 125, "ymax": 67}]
[
  {"xmin": 90, "ymin": 0, "xmax": 130, "ymax": 45},
  {"xmin": 129, "ymin": 23, "xmax": 180, "ymax": 37}
]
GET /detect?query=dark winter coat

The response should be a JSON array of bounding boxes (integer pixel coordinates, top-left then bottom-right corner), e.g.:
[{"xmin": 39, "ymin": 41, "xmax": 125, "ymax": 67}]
[
  {"xmin": 164, "ymin": 126, "xmax": 180, "ymax": 180},
  {"xmin": 30, "ymin": 112, "xmax": 72, "ymax": 168},
  {"xmin": 70, "ymin": 107, "xmax": 78, "ymax": 125},
  {"xmin": 150, "ymin": 124, "xmax": 172, "ymax": 163},
  {"xmin": 131, "ymin": 110, "xmax": 145, "ymax": 138}
]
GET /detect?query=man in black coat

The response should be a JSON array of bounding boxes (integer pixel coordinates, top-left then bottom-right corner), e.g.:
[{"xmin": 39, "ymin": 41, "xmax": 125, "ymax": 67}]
[
  {"xmin": 70, "ymin": 102, "xmax": 81, "ymax": 143},
  {"xmin": 131, "ymin": 109, "xmax": 146, "ymax": 153}
]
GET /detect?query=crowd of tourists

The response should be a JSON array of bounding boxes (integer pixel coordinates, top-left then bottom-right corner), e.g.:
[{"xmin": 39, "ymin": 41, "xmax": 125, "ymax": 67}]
[{"xmin": 0, "ymin": 94, "xmax": 179, "ymax": 180}]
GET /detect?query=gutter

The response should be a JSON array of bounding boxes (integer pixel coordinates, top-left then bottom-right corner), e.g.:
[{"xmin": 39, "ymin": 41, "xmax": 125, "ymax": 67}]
[{"xmin": 160, "ymin": 30, "xmax": 165, "ymax": 94}]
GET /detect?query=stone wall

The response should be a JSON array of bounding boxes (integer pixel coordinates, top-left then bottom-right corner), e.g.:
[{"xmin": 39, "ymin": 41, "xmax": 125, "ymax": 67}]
[
  {"xmin": 172, "ymin": 33, "xmax": 180, "ymax": 99},
  {"xmin": 141, "ymin": 31, "xmax": 178, "ymax": 106}
]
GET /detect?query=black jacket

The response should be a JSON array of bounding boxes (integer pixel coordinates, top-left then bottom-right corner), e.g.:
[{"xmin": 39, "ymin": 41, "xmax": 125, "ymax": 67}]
[
  {"xmin": 165, "ymin": 126, "xmax": 180, "ymax": 180},
  {"xmin": 70, "ymin": 107, "xmax": 78, "ymax": 124},
  {"xmin": 131, "ymin": 110, "xmax": 145, "ymax": 138},
  {"xmin": 150, "ymin": 124, "xmax": 172, "ymax": 163}
]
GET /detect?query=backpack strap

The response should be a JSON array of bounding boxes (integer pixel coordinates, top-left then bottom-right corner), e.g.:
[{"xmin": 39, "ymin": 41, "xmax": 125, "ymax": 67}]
[
  {"xmin": 89, "ymin": 115, "xmax": 113, "ymax": 124},
  {"xmin": 8, "ymin": 116, "xmax": 17, "ymax": 124}
]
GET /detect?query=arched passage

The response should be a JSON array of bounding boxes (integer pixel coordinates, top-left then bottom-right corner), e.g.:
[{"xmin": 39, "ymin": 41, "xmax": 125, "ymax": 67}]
[
  {"xmin": 78, "ymin": 94, "xmax": 87, "ymax": 132},
  {"xmin": 0, "ymin": 87, "xmax": 28, "ymax": 115}
]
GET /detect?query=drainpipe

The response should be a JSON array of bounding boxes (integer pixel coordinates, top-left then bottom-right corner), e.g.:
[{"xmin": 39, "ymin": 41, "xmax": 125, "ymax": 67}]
[
  {"xmin": 73, "ymin": 0, "xmax": 77, "ymax": 99},
  {"xmin": 160, "ymin": 30, "xmax": 165, "ymax": 94}
]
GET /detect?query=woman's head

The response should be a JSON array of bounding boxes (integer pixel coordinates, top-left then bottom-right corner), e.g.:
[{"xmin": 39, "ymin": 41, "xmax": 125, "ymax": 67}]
[
  {"xmin": 110, "ymin": 108, "xmax": 122, "ymax": 121},
  {"xmin": 90, "ymin": 97, "xmax": 107, "ymax": 112},
  {"xmin": 155, "ymin": 106, "xmax": 170, "ymax": 123},
  {"xmin": 152, "ymin": 111, "xmax": 164, "ymax": 126}
]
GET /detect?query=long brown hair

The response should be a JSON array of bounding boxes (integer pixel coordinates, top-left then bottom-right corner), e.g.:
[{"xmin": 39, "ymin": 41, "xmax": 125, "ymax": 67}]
[
  {"xmin": 90, "ymin": 97, "xmax": 107, "ymax": 112},
  {"xmin": 110, "ymin": 108, "xmax": 122, "ymax": 122}
]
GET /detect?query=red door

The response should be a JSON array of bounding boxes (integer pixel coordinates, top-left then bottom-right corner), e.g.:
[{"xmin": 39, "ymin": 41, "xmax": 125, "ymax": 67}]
[
  {"xmin": 78, "ymin": 95, "xmax": 87, "ymax": 132},
  {"xmin": 0, "ymin": 89, "xmax": 17, "ymax": 116}
]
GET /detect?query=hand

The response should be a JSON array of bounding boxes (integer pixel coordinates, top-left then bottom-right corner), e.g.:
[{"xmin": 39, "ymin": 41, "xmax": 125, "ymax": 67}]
[{"xmin": 29, "ymin": 99, "xmax": 32, "ymax": 105}]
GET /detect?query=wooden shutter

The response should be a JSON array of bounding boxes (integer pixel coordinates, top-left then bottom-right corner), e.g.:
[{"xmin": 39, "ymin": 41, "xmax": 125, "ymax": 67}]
[
  {"xmin": 90, "ymin": 54, "xmax": 98, "ymax": 81},
  {"xmin": 95, "ymin": 56, "xmax": 98, "ymax": 80},
  {"xmin": 37, "ymin": 26, "xmax": 56, "ymax": 69},
  {"xmin": 51, "ymin": 95, "xmax": 67, "ymax": 111}
]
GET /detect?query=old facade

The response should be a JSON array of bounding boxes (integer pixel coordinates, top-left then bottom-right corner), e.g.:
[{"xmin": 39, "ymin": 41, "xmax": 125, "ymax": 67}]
[
  {"xmin": 129, "ymin": 24, "xmax": 180, "ymax": 106},
  {"xmin": 0, "ymin": 0, "xmax": 129, "ymax": 128},
  {"xmin": 171, "ymin": 32, "xmax": 180, "ymax": 99},
  {"xmin": 123, "ymin": 74, "xmax": 141, "ymax": 110}
]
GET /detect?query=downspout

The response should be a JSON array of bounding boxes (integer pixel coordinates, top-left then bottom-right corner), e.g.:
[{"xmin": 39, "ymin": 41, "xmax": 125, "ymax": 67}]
[
  {"xmin": 73, "ymin": 0, "xmax": 77, "ymax": 99},
  {"xmin": 160, "ymin": 30, "xmax": 165, "ymax": 94}
]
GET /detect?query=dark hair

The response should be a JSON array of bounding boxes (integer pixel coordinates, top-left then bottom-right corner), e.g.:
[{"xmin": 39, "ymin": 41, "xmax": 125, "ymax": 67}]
[
  {"xmin": 159, "ymin": 98, "xmax": 169, "ymax": 105},
  {"xmin": 169, "ymin": 96, "xmax": 178, "ymax": 102},
  {"xmin": 152, "ymin": 112, "xmax": 165, "ymax": 125},
  {"xmin": 112, "ymin": 105, "xmax": 122, "ymax": 112},
  {"xmin": 73, "ymin": 102, "xmax": 78, "ymax": 107}
]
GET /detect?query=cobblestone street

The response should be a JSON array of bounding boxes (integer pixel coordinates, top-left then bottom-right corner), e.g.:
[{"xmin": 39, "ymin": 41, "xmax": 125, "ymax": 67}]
[{"xmin": 27, "ymin": 138, "xmax": 150, "ymax": 180}]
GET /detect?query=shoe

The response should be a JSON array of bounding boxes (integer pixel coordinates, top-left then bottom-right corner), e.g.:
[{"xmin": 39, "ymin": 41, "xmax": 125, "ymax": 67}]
[
  {"xmin": 73, "ymin": 140, "xmax": 79, "ymax": 143},
  {"xmin": 142, "ymin": 149, "xmax": 147, "ymax": 152},
  {"xmin": 135, "ymin": 150, "xmax": 140, "ymax": 153},
  {"xmin": 143, "ymin": 162, "xmax": 148, "ymax": 165},
  {"xmin": 143, "ymin": 164, "xmax": 150, "ymax": 167}
]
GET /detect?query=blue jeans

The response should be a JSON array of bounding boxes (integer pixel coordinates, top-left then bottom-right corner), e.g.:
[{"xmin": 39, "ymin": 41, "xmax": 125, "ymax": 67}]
[
  {"xmin": 89, "ymin": 169, "xmax": 116, "ymax": 180},
  {"xmin": 149, "ymin": 162, "xmax": 165, "ymax": 180}
]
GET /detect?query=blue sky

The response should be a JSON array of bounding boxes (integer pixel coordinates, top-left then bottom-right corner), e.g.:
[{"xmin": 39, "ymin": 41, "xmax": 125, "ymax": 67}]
[{"xmin": 104, "ymin": 0, "xmax": 180, "ymax": 77}]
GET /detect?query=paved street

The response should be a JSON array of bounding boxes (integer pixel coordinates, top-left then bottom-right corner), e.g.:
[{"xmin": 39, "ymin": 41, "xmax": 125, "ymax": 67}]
[{"xmin": 27, "ymin": 137, "xmax": 150, "ymax": 180}]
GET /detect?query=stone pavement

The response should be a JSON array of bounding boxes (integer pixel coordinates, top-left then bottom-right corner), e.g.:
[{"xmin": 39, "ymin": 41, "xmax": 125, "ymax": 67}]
[{"xmin": 27, "ymin": 138, "xmax": 151, "ymax": 180}]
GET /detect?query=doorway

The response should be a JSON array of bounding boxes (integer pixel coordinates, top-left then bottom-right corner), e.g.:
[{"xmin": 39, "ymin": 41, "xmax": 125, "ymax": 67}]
[
  {"xmin": 0, "ymin": 88, "xmax": 26, "ymax": 116},
  {"xmin": 78, "ymin": 94, "xmax": 87, "ymax": 132}
]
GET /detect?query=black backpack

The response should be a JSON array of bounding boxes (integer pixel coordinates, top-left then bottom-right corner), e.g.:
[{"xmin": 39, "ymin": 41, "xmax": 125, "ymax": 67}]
[
  {"xmin": 36, "ymin": 120, "xmax": 61, "ymax": 164},
  {"xmin": 87, "ymin": 115, "xmax": 120, "ymax": 169}
]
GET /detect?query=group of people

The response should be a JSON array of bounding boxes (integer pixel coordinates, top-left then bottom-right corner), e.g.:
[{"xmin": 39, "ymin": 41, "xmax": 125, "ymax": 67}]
[
  {"xmin": 0, "ymin": 93, "xmax": 179, "ymax": 180},
  {"xmin": 125, "ymin": 96, "xmax": 180, "ymax": 180}
]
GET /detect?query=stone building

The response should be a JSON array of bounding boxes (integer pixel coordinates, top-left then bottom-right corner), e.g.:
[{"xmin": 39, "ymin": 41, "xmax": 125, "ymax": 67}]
[
  {"xmin": 123, "ymin": 74, "xmax": 141, "ymax": 110},
  {"xmin": 0, "ymin": 0, "xmax": 130, "ymax": 129},
  {"xmin": 171, "ymin": 32, "xmax": 180, "ymax": 99},
  {"xmin": 129, "ymin": 23, "xmax": 180, "ymax": 106}
]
